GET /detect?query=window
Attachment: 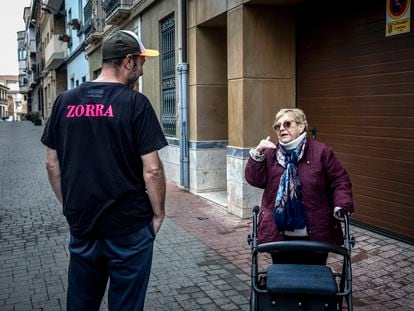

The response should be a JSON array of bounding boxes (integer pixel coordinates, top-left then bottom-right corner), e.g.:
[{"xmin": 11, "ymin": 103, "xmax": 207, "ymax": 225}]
[
  {"xmin": 76, "ymin": 80, "xmax": 79, "ymax": 86},
  {"xmin": 78, "ymin": 0, "xmax": 83, "ymax": 24},
  {"xmin": 82, "ymin": 76, "xmax": 86, "ymax": 83},
  {"xmin": 18, "ymin": 48, "xmax": 26, "ymax": 61},
  {"xmin": 70, "ymin": 77, "xmax": 75, "ymax": 89},
  {"xmin": 160, "ymin": 14, "xmax": 176, "ymax": 136}
]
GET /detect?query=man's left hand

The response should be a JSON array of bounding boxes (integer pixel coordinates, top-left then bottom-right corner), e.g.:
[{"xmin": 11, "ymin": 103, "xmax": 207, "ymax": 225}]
[{"xmin": 152, "ymin": 215, "xmax": 165, "ymax": 235}]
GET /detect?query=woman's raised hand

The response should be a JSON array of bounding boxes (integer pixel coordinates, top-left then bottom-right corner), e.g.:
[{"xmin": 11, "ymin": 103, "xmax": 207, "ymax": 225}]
[{"xmin": 256, "ymin": 136, "xmax": 276, "ymax": 153}]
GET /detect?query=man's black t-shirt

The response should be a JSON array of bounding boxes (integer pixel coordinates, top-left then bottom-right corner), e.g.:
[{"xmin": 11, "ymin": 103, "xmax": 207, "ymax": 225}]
[{"xmin": 41, "ymin": 82, "xmax": 168, "ymax": 239}]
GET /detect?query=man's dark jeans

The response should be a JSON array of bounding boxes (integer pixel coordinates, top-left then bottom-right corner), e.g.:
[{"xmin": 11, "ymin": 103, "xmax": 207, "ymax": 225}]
[{"xmin": 67, "ymin": 223, "xmax": 155, "ymax": 311}]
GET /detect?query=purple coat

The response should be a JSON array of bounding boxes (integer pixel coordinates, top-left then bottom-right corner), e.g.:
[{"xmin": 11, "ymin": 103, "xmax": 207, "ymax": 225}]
[{"xmin": 245, "ymin": 139, "xmax": 354, "ymax": 245}]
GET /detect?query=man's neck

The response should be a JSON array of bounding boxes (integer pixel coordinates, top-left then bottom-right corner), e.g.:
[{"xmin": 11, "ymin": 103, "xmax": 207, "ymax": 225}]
[{"xmin": 93, "ymin": 68, "xmax": 126, "ymax": 84}]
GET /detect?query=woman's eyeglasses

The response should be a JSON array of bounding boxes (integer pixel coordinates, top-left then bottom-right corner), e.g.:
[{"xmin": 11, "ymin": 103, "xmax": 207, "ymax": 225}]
[{"xmin": 273, "ymin": 120, "xmax": 296, "ymax": 131}]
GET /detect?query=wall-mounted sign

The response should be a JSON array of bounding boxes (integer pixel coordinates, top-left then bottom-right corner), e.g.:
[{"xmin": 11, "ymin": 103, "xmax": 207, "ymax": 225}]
[{"xmin": 386, "ymin": 0, "xmax": 411, "ymax": 36}]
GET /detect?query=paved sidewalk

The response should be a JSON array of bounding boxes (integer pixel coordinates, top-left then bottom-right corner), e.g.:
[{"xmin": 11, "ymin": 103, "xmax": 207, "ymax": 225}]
[
  {"xmin": 0, "ymin": 121, "xmax": 413, "ymax": 310},
  {"xmin": 166, "ymin": 185, "xmax": 414, "ymax": 310}
]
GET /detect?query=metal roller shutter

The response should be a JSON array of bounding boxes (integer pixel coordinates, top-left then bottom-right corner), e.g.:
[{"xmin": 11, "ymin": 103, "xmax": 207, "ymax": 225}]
[{"xmin": 296, "ymin": 0, "xmax": 414, "ymax": 243}]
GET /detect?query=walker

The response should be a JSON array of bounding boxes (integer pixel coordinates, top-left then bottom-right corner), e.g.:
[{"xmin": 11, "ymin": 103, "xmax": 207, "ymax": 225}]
[{"xmin": 248, "ymin": 206, "xmax": 355, "ymax": 310}]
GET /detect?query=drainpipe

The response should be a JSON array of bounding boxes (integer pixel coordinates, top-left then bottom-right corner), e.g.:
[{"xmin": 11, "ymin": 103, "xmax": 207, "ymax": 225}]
[{"xmin": 177, "ymin": 0, "xmax": 189, "ymax": 189}]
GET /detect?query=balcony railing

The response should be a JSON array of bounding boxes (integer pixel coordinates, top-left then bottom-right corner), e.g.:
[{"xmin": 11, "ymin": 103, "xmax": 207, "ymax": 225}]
[
  {"xmin": 102, "ymin": 0, "xmax": 133, "ymax": 25},
  {"xmin": 18, "ymin": 60, "xmax": 26, "ymax": 70},
  {"xmin": 83, "ymin": 0, "xmax": 94, "ymax": 38},
  {"xmin": 84, "ymin": 0, "xmax": 106, "ymax": 45},
  {"xmin": 44, "ymin": 34, "xmax": 67, "ymax": 70}
]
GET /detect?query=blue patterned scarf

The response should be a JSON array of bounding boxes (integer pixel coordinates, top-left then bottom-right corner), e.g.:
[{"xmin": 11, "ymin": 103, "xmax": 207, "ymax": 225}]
[{"xmin": 273, "ymin": 136, "xmax": 307, "ymax": 231}]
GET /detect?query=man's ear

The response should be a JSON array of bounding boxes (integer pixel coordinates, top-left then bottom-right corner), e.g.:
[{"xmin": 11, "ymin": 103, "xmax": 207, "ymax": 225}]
[{"xmin": 125, "ymin": 55, "xmax": 133, "ymax": 69}]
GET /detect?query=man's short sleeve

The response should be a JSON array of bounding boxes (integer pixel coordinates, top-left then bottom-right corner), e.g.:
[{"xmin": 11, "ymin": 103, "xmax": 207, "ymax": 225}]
[
  {"xmin": 134, "ymin": 96, "xmax": 168, "ymax": 155},
  {"xmin": 40, "ymin": 94, "xmax": 62, "ymax": 149}
]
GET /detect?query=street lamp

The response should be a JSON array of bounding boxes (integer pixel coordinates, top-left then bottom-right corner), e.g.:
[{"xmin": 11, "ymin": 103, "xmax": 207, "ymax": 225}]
[{"xmin": 41, "ymin": 3, "xmax": 66, "ymax": 17}]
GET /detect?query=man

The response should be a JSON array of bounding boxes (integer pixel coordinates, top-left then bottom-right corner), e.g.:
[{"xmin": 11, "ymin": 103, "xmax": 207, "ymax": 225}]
[{"xmin": 41, "ymin": 30, "xmax": 167, "ymax": 310}]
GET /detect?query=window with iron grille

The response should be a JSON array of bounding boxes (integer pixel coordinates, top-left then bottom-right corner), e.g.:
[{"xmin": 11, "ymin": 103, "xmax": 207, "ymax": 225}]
[{"xmin": 160, "ymin": 14, "xmax": 176, "ymax": 137}]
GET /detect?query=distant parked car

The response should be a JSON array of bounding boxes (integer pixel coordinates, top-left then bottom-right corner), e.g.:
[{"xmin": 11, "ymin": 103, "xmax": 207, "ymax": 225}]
[{"xmin": 4, "ymin": 116, "xmax": 14, "ymax": 122}]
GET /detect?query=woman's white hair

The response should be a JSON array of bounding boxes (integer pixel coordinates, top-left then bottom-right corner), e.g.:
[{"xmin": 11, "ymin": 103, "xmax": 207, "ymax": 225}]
[{"xmin": 274, "ymin": 108, "xmax": 308, "ymax": 132}]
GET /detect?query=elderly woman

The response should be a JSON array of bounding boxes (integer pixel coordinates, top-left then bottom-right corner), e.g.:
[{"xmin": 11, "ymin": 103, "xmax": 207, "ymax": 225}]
[{"xmin": 245, "ymin": 108, "xmax": 354, "ymax": 265}]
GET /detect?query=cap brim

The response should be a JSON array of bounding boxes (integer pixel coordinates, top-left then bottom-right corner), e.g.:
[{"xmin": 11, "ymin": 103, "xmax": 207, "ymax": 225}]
[{"xmin": 139, "ymin": 49, "xmax": 159, "ymax": 57}]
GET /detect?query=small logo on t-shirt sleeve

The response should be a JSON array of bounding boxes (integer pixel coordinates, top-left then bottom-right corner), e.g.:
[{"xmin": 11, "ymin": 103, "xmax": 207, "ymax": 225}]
[{"xmin": 66, "ymin": 104, "xmax": 114, "ymax": 118}]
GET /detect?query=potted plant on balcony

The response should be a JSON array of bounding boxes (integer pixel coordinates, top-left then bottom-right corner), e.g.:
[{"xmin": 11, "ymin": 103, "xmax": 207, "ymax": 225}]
[
  {"xmin": 58, "ymin": 34, "xmax": 71, "ymax": 43},
  {"xmin": 68, "ymin": 18, "xmax": 81, "ymax": 31}
]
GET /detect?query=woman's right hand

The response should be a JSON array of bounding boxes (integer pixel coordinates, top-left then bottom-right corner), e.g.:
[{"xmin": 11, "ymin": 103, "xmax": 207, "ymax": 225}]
[{"xmin": 256, "ymin": 136, "xmax": 276, "ymax": 153}]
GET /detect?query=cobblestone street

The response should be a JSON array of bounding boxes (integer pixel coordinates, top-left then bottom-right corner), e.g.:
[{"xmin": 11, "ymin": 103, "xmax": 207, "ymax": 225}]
[
  {"xmin": 0, "ymin": 122, "xmax": 249, "ymax": 311},
  {"xmin": 0, "ymin": 121, "xmax": 413, "ymax": 311}
]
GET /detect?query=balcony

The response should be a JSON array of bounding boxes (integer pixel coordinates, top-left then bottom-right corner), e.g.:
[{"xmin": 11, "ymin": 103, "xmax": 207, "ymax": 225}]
[
  {"xmin": 102, "ymin": 0, "xmax": 133, "ymax": 25},
  {"xmin": 86, "ymin": 32, "xmax": 104, "ymax": 46},
  {"xmin": 18, "ymin": 74, "xmax": 29, "ymax": 94},
  {"xmin": 28, "ymin": 71, "xmax": 37, "ymax": 89},
  {"xmin": 84, "ymin": 0, "xmax": 105, "ymax": 45},
  {"xmin": 18, "ymin": 60, "xmax": 26, "ymax": 70},
  {"xmin": 28, "ymin": 55, "xmax": 37, "ymax": 71},
  {"xmin": 28, "ymin": 39, "xmax": 36, "ymax": 55},
  {"xmin": 44, "ymin": 0, "xmax": 64, "ymax": 12},
  {"xmin": 17, "ymin": 31, "xmax": 25, "ymax": 41},
  {"xmin": 45, "ymin": 34, "xmax": 67, "ymax": 70}
]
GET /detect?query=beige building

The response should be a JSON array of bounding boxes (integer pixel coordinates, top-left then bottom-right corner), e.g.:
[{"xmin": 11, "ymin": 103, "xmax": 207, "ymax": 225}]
[
  {"xmin": 23, "ymin": 3, "xmax": 43, "ymax": 115},
  {"xmin": 17, "ymin": 31, "xmax": 29, "ymax": 101},
  {"xmin": 0, "ymin": 84, "xmax": 9, "ymax": 119},
  {"xmin": 155, "ymin": 0, "xmax": 296, "ymax": 219},
  {"xmin": 39, "ymin": 0, "xmax": 68, "ymax": 119},
  {"xmin": 134, "ymin": 0, "xmax": 414, "ymax": 243},
  {"xmin": 132, "ymin": 0, "xmax": 297, "ymax": 218},
  {"xmin": 0, "ymin": 76, "xmax": 27, "ymax": 121}
]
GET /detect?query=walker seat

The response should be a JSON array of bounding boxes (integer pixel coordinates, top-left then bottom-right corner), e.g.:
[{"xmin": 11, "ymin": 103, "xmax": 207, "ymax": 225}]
[{"xmin": 266, "ymin": 264, "xmax": 337, "ymax": 295}]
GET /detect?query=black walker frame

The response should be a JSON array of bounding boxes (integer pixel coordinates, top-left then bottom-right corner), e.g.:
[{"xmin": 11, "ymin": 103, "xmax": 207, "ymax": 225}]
[{"xmin": 248, "ymin": 206, "xmax": 355, "ymax": 311}]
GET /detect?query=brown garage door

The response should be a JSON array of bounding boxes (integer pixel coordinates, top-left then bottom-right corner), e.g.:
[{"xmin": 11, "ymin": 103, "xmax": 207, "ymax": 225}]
[{"xmin": 296, "ymin": 0, "xmax": 414, "ymax": 243}]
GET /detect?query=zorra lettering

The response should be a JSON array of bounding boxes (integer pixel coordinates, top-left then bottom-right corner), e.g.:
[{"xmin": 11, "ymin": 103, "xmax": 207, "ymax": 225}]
[{"xmin": 66, "ymin": 104, "xmax": 114, "ymax": 118}]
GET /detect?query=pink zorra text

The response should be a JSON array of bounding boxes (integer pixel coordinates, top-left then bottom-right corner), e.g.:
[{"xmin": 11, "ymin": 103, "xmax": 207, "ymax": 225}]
[{"xmin": 66, "ymin": 104, "xmax": 114, "ymax": 118}]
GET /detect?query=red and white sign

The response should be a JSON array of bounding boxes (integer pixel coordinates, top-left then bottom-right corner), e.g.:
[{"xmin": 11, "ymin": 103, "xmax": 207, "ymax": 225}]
[{"xmin": 386, "ymin": 0, "xmax": 411, "ymax": 36}]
